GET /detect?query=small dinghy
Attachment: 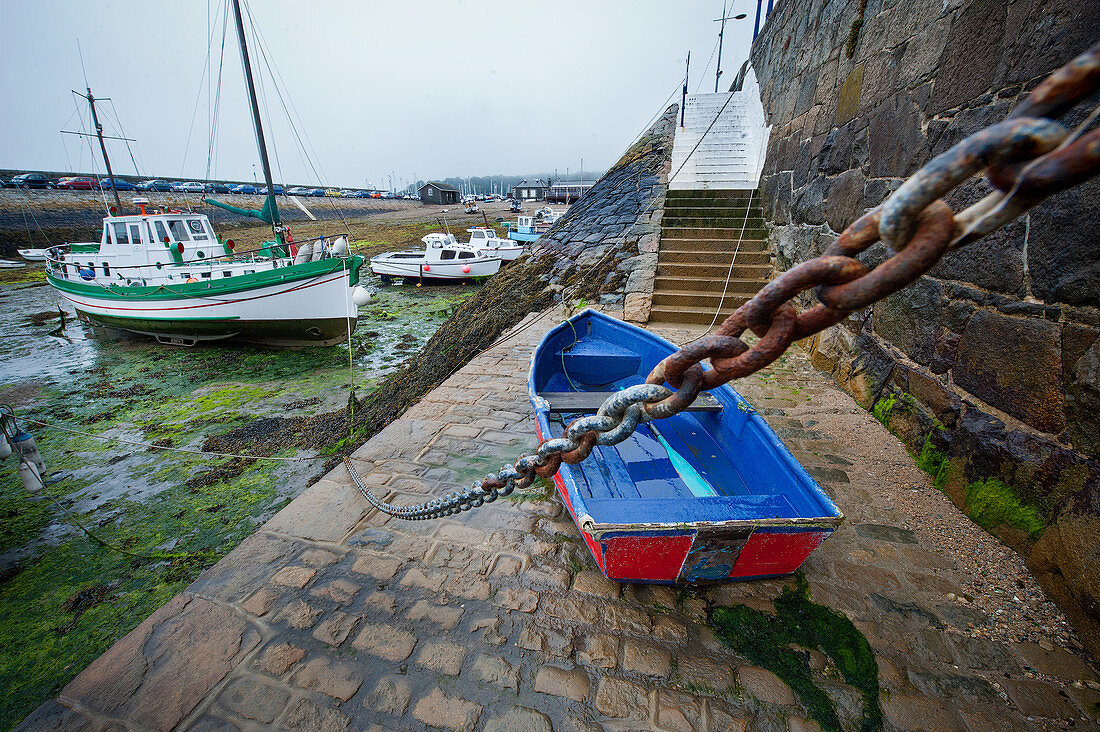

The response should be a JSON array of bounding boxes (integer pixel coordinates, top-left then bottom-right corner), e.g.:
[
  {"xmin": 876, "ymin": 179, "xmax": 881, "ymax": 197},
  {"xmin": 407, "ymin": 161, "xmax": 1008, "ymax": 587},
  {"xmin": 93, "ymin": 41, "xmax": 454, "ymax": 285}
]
[
  {"xmin": 18, "ymin": 248, "xmax": 49, "ymax": 262},
  {"xmin": 529, "ymin": 309, "xmax": 843, "ymax": 584}
]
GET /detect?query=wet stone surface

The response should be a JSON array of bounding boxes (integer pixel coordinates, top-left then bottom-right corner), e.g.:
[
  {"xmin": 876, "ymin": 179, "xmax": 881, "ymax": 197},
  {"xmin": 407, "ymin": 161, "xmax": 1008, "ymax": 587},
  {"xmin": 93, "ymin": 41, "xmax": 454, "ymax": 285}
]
[{"xmin": 24, "ymin": 308, "xmax": 1100, "ymax": 731}]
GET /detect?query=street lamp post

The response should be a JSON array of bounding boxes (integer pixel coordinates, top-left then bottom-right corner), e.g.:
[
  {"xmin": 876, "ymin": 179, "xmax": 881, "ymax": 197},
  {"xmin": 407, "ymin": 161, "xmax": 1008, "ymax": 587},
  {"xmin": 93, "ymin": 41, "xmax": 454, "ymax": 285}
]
[{"xmin": 714, "ymin": 3, "xmax": 749, "ymax": 93}]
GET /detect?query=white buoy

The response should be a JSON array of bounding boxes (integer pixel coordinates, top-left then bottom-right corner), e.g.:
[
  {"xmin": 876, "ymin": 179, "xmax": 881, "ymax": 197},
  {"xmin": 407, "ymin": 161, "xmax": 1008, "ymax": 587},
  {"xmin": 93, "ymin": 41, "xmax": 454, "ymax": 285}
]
[
  {"xmin": 351, "ymin": 285, "xmax": 372, "ymax": 306},
  {"xmin": 0, "ymin": 438, "xmax": 10, "ymax": 459},
  {"xmin": 311, "ymin": 240, "xmax": 325, "ymax": 262},
  {"xmin": 18, "ymin": 460, "xmax": 42, "ymax": 493},
  {"xmin": 11, "ymin": 430, "xmax": 45, "ymax": 475},
  {"xmin": 331, "ymin": 236, "xmax": 349, "ymax": 256}
]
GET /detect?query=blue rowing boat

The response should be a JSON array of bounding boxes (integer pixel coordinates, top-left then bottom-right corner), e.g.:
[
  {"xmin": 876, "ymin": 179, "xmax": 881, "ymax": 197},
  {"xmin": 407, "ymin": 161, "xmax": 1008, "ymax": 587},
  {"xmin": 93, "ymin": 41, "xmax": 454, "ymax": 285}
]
[{"xmin": 528, "ymin": 309, "xmax": 843, "ymax": 584}]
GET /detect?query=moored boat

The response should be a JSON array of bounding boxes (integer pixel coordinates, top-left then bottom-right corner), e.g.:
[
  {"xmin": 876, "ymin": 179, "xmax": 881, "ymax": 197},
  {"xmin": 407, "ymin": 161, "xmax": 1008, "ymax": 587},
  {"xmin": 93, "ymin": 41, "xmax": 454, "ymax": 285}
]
[
  {"xmin": 41, "ymin": 0, "xmax": 370, "ymax": 346},
  {"xmin": 528, "ymin": 309, "xmax": 843, "ymax": 584},
  {"xmin": 370, "ymin": 232, "xmax": 501, "ymax": 283},
  {"xmin": 466, "ymin": 227, "xmax": 524, "ymax": 261},
  {"xmin": 18, "ymin": 248, "xmax": 49, "ymax": 262},
  {"xmin": 506, "ymin": 215, "xmax": 550, "ymax": 243},
  {"xmin": 44, "ymin": 203, "xmax": 366, "ymax": 345}
]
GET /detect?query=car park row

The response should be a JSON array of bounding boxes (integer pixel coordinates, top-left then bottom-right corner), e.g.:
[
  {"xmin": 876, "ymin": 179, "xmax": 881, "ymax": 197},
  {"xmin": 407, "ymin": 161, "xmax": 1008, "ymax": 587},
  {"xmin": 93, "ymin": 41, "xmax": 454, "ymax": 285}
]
[{"xmin": 0, "ymin": 174, "xmax": 392, "ymax": 197}]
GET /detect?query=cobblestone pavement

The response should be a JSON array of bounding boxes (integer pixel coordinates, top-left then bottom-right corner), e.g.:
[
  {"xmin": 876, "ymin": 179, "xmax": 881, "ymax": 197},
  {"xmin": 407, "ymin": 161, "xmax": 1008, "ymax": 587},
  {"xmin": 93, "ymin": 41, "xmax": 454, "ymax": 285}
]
[{"xmin": 23, "ymin": 308, "xmax": 1100, "ymax": 731}]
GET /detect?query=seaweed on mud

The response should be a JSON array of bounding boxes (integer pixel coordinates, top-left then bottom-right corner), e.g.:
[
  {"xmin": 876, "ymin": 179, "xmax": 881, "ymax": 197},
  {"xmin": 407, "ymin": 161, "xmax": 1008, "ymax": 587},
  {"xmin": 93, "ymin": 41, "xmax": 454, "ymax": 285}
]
[{"xmin": 710, "ymin": 575, "xmax": 882, "ymax": 732}]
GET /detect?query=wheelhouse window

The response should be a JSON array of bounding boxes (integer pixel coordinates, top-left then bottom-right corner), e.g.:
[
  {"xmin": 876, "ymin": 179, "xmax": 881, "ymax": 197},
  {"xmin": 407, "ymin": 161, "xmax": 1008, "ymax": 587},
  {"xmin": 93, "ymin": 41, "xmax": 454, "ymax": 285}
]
[
  {"xmin": 440, "ymin": 250, "xmax": 456, "ymax": 260},
  {"xmin": 111, "ymin": 222, "xmax": 129, "ymax": 246},
  {"xmin": 458, "ymin": 251, "xmax": 475, "ymax": 259},
  {"xmin": 128, "ymin": 224, "xmax": 142, "ymax": 245},
  {"xmin": 167, "ymin": 219, "xmax": 191, "ymax": 241},
  {"xmin": 154, "ymin": 220, "xmax": 169, "ymax": 243},
  {"xmin": 187, "ymin": 219, "xmax": 209, "ymax": 241}
]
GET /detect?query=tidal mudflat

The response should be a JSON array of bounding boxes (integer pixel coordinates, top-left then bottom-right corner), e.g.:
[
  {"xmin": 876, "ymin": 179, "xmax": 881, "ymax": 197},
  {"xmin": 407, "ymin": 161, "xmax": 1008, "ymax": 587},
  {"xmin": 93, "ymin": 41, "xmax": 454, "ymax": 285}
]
[{"xmin": 0, "ymin": 262, "xmax": 475, "ymax": 728}]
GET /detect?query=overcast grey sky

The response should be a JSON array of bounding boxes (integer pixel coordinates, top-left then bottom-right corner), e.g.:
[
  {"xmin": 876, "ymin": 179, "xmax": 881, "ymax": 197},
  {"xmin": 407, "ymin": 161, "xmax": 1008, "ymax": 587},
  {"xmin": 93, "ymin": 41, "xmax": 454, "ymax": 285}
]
[{"xmin": 1, "ymin": 1, "xmax": 757, "ymax": 189}]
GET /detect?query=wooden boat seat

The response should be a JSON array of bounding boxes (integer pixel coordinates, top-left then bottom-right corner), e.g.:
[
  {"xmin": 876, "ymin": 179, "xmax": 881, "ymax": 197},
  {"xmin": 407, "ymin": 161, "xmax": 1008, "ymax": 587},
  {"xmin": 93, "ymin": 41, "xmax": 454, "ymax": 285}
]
[{"xmin": 540, "ymin": 391, "xmax": 722, "ymax": 414}]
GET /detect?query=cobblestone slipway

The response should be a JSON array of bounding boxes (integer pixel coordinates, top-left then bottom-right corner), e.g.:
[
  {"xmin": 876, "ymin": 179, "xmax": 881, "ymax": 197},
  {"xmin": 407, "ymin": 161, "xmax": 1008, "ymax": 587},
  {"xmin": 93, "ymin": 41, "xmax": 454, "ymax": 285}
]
[{"xmin": 21, "ymin": 308, "xmax": 1100, "ymax": 731}]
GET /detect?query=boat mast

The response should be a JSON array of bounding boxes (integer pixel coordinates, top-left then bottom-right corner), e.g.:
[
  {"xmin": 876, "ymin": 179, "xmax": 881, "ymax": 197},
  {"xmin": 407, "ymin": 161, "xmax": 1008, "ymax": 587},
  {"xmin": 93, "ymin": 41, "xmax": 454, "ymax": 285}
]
[
  {"xmin": 82, "ymin": 87, "xmax": 122, "ymax": 212},
  {"xmin": 230, "ymin": 0, "xmax": 281, "ymax": 240}
]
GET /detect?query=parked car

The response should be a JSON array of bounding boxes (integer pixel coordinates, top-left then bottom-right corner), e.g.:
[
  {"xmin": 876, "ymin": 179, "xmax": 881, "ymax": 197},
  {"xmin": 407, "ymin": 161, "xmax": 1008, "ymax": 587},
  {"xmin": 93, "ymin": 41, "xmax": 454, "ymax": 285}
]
[
  {"xmin": 11, "ymin": 173, "xmax": 55, "ymax": 189},
  {"xmin": 175, "ymin": 181, "xmax": 207, "ymax": 193},
  {"xmin": 207, "ymin": 182, "xmax": 233, "ymax": 193},
  {"xmin": 258, "ymin": 185, "xmax": 285, "ymax": 195},
  {"xmin": 231, "ymin": 183, "xmax": 257, "ymax": 194},
  {"xmin": 137, "ymin": 179, "xmax": 174, "ymax": 191},
  {"xmin": 308, "ymin": 188, "xmax": 325, "ymax": 197},
  {"xmin": 58, "ymin": 177, "xmax": 100, "ymax": 190},
  {"xmin": 99, "ymin": 177, "xmax": 137, "ymax": 191},
  {"xmin": 287, "ymin": 186, "xmax": 312, "ymax": 196}
]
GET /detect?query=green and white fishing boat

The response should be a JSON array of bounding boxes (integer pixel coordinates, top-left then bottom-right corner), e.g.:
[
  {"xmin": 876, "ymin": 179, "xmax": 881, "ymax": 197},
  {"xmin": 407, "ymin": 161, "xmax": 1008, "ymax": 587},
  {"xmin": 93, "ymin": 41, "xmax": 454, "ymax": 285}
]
[{"xmin": 44, "ymin": 0, "xmax": 369, "ymax": 346}]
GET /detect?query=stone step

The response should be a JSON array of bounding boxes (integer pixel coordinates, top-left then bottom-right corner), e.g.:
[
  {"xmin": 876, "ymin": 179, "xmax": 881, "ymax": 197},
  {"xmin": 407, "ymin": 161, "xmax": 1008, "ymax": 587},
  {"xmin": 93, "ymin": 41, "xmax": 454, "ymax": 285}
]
[
  {"xmin": 652, "ymin": 288, "xmax": 765, "ymax": 310},
  {"xmin": 660, "ymin": 237, "xmax": 769, "ymax": 253},
  {"xmin": 663, "ymin": 214, "xmax": 764, "ymax": 226},
  {"xmin": 663, "ymin": 217, "xmax": 768, "ymax": 231},
  {"xmin": 654, "ymin": 257, "xmax": 771, "ymax": 277},
  {"xmin": 666, "ymin": 189, "xmax": 757, "ymax": 200},
  {"xmin": 654, "ymin": 273, "xmax": 770, "ymax": 293},
  {"xmin": 667, "ymin": 180, "xmax": 760, "ymax": 190},
  {"xmin": 661, "ymin": 229, "xmax": 770, "ymax": 243},
  {"xmin": 658, "ymin": 248, "xmax": 771, "ymax": 264},
  {"xmin": 662, "ymin": 204, "xmax": 759, "ymax": 215},
  {"xmin": 648, "ymin": 302, "xmax": 749, "ymax": 324},
  {"xmin": 657, "ymin": 261, "xmax": 770, "ymax": 279}
]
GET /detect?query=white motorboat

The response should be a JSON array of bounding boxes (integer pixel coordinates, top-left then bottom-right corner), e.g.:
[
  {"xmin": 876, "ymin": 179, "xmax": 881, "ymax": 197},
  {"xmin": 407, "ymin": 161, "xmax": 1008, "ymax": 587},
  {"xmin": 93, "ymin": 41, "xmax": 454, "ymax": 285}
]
[
  {"xmin": 466, "ymin": 227, "xmax": 524, "ymax": 261},
  {"xmin": 18, "ymin": 249, "xmax": 49, "ymax": 261},
  {"xmin": 0, "ymin": 259, "xmax": 27, "ymax": 269},
  {"xmin": 370, "ymin": 233, "xmax": 502, "ymax": 283}
]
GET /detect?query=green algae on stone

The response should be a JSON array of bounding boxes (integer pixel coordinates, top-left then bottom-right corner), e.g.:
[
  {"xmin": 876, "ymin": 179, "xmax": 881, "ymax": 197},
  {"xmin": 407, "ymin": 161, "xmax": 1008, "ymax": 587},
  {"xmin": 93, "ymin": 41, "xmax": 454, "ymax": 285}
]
[{"xmin": 710, "ymin": 575, "xmax": 883, "ymax": 732}]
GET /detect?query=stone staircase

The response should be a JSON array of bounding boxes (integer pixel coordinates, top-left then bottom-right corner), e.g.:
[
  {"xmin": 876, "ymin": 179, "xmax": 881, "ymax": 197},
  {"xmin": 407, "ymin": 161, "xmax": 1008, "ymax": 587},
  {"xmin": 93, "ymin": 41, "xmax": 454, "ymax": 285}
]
[{"xmin": 650, "ymin": 189, "xmax": 771, "ymax": 324}]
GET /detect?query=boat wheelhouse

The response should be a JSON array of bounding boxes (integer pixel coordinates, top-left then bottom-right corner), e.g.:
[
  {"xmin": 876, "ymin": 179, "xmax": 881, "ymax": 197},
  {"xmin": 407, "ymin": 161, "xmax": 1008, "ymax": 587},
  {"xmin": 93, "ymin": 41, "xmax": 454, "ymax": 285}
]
[{"xmin": 370, "ymin": 232, "xmax": 502, "ymax": 283}]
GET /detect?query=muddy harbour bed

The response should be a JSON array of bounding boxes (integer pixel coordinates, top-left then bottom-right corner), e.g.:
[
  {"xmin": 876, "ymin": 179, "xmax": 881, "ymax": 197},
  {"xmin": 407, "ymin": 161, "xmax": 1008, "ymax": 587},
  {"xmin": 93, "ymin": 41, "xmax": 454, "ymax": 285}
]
[{"xmin": 0, "ymin": 270, "xmax": 477, "ymax": 728}]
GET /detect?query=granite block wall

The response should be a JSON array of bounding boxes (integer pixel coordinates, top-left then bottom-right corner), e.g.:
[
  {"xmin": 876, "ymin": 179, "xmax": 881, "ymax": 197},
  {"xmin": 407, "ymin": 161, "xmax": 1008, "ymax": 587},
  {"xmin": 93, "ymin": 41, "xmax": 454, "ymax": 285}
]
[{"xmin": 750, "ymin": 0, "xmax": 1100, "ymax": 654}]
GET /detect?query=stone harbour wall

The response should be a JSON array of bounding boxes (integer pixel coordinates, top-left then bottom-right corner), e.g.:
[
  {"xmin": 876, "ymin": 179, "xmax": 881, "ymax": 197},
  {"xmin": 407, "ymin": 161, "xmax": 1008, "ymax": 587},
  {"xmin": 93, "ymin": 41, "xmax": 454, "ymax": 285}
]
[
  {"xmin": 530, "ymin": 105, "xmax": 674, "ymax": 322},
  {"xmin": 750, "ymin": 0, "xmax": 1100, "ymax": 653}
]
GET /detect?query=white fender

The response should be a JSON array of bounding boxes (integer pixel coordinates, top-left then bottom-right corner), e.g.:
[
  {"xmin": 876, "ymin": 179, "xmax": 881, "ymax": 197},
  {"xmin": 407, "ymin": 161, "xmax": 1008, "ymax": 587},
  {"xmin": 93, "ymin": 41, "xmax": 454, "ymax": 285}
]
[{"xmin": 351, "ymin": 285, "xmax": 372, "ymax": 306}]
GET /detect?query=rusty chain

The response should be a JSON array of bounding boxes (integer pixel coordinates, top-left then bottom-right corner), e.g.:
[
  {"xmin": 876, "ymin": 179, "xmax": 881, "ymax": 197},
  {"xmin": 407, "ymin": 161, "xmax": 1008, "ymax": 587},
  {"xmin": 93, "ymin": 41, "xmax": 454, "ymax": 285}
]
[{"xmin": 348, "ymin": 42, "xmax": 1100, "ymax": 520}]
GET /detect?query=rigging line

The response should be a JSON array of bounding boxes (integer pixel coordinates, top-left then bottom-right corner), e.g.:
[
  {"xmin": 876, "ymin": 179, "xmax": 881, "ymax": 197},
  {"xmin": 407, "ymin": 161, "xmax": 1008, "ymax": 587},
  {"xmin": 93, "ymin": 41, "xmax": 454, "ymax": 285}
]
[
  {"xmin": 179, "ymin": 0, "xmax": 225, "ymax": 179},
  {"xmin": 695, "ymin": 36, "xmax": 721, "ymax": 94},
  {"xmin": 21, "ymin": 416, "xmax": 321, "ymax": 462},
  {"xmin": 247, "ymin": 15, "xmax": 333, "ymax": 190},
  {"xmin": 105, "ymin": 100, "xmax": 142, "ymax": 177},
  {"xmin": 243, "ymin": 1, "xmax": 286, "ymax": 188},
  {"xmin": 206, "ymin": 3, "xmax": 230, "ymax": 182},
  {"xmin": 241, "ymin": 0, "xmax": 344, "ymax": 237},
  {"xmin": 628, "ymin": 80, "xmax": 683, "ymax": 150}
]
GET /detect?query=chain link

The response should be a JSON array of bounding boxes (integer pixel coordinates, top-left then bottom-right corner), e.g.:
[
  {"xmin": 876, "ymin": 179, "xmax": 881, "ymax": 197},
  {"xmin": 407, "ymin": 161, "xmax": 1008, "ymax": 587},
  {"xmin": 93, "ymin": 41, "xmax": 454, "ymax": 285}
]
[{"xmin": 350, "ymin": 42, "xmax": 1100, "ymax": 520}]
